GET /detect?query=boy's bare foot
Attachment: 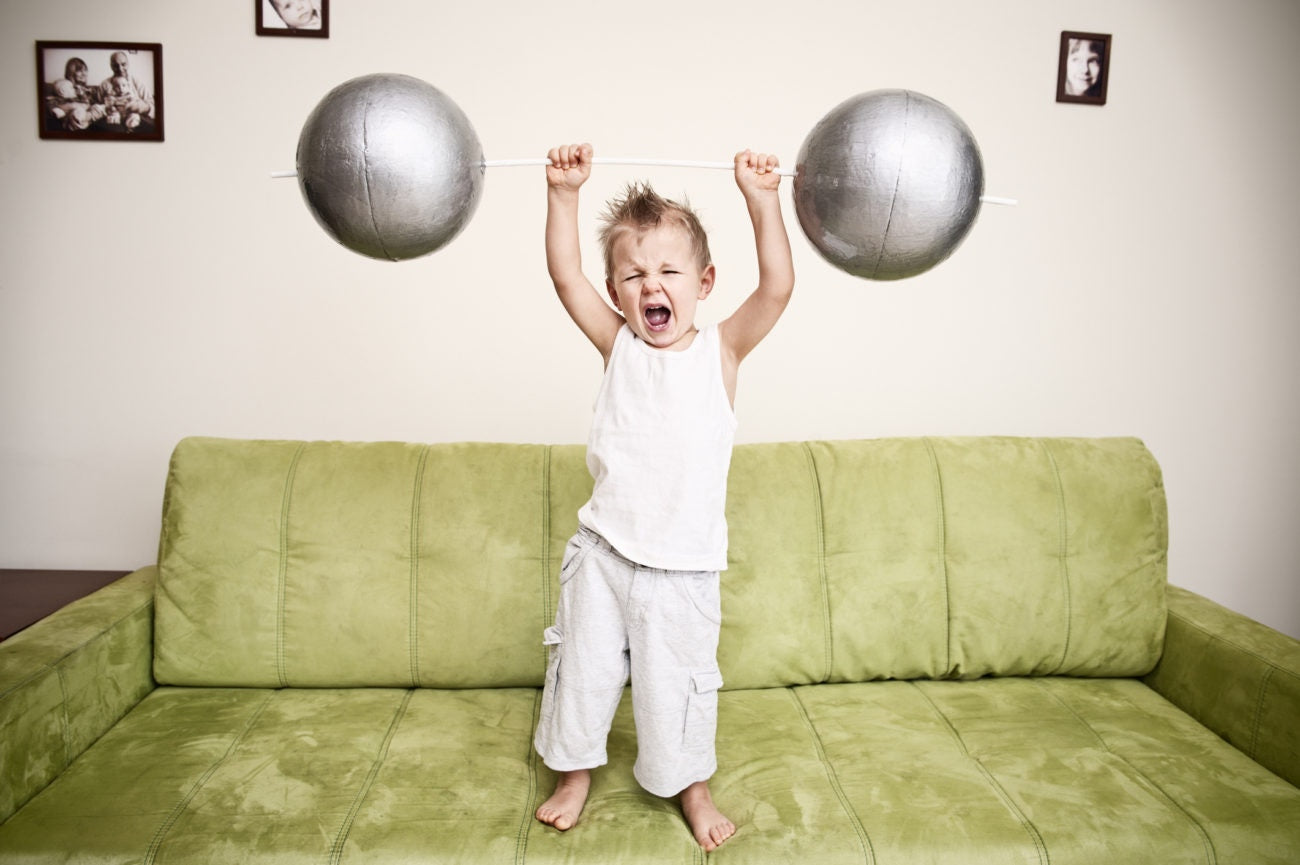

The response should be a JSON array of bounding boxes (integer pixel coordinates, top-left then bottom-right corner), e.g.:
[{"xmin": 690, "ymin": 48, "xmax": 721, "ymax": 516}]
[
  {"xmin": 680, "ymin": 780, "xmax": 735, "ymax": 851},
  {"xmin": 536, "ymin": 769, "xmax": 591, "ymax": 831}
]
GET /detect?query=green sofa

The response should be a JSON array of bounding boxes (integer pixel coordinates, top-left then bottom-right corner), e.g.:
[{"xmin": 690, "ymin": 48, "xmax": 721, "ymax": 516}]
[{"xmin": 2, "ymin": 436, "xmax": 1298, "ymax": 863}]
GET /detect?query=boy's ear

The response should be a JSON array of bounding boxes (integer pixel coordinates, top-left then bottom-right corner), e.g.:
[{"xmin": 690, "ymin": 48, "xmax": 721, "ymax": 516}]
[
  {"xmin": 605, "ymin": 279, "xmax": 622, "ymax": 310},
  {"xmin": 697, "ymin": 265, "xmax": 716, "ymax": 300}
]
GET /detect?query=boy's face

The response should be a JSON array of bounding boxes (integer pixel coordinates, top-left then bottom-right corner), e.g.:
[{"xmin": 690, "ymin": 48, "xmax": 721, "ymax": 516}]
[
  {"xmin": 271, "ymin": 0, "xmax": 317, "ymax": 28},
  {"xmin": 606, "ymin": 224, "xmax": 714, "ymax": 351}
]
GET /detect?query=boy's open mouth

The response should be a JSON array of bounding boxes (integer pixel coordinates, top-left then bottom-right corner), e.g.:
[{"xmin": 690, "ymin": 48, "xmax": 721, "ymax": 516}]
[{"xmin": 644, "ymin": 306, "xmax": 671, "ymax": 330}]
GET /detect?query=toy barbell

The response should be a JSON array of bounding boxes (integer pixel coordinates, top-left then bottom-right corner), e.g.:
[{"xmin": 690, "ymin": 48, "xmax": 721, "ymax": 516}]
[{"xmin": 276, "ymin": 73, "xmax": 1015, "ymax": 280}]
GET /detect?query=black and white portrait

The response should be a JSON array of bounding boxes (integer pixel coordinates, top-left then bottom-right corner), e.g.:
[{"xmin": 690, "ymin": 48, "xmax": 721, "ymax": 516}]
[
  {"xmin": 257, "ymin": 0, "xmax": 330, "ymax": 38},
  {"xmin": 36, "ymin": 42, "xmax": 163, "ymax": 141},
  {"xmin": 1057, "ymin": 32, "xmax": 1111, "ymax": 105}
]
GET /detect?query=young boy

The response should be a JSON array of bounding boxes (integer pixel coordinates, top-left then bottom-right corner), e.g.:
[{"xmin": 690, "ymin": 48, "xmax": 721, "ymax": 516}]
[{"xmin": 533, "ymin": 143, "xmax": 794, "ymax": 852}]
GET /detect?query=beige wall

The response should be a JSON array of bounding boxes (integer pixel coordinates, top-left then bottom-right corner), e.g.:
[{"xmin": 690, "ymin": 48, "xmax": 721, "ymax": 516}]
[{"xmin": 2, "ymin": 1, "xmax": 1297, "ymax": 638}]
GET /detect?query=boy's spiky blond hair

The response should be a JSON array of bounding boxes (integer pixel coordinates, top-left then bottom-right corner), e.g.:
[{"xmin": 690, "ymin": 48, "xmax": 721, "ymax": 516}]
[{"xmin": 598, "ymin": 182, "xmax": 712, "ymax": 280}]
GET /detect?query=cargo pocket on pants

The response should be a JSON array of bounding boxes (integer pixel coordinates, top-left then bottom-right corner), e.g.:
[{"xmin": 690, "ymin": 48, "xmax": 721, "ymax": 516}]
[{"xmin": 684, "ymin": 669, "xmax": 724, "ymax": 752}]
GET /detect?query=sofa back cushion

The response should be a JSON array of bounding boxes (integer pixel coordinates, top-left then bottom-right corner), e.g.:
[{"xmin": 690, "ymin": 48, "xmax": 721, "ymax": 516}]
[
  {"xmin": 720, "ymin": 438, "xmax": 1168, "ymax": 688},
  {"xmin": 154, "ymin": 436, "xmax": 1167, "ymax": 688}
]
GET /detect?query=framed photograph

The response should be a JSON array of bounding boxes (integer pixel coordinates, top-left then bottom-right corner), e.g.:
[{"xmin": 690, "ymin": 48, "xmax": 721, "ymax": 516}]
[
  {"xmin": 257, "ymin": 0, "xmax": 329, "ymax": 38},
  {"xmin": 36, "ymin": 41, "xmax": 163, "ymax": 141},
  {"xmin": 1057, "ymin": 31, "xmax": 1111, "ymax": 105}
]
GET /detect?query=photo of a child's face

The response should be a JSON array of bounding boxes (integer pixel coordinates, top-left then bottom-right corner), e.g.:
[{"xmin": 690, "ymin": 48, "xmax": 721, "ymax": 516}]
[
  {"xmin": 267, "ymin": 0, "xmax": 321, "ymax": 30},
  {"xmin": 258, "ymin": 0, "xmax": 327, "ymax": 38}
]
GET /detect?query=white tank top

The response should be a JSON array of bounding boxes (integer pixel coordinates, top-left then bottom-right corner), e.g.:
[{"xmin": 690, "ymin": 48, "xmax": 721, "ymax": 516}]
[{"xmin": 578, "ymin": 323, "xmax": 737, "ymax": 571}]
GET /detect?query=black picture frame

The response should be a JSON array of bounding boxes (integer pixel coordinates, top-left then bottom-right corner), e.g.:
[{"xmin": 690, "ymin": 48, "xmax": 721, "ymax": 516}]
[
  {"xmin": 1056, "ymin": 31, "xmax": 1111, "ymax": 106},
  {"xmin": 36, "ymin": 41, "xmax": 164, "ymax": 141},
  {"xmin": 256, "ymin": 0, "xmax": 329, "ymax": 38}
]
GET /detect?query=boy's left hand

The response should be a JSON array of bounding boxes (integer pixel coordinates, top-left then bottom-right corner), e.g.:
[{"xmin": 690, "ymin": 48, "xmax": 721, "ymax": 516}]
[{"xmin": 734, "ymin": 150, "xmax": 782, "ymax": 195}]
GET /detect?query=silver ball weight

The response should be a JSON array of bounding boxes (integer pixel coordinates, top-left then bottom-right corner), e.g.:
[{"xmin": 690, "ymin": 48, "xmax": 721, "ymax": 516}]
[
  {"xmin": 296, "ymin": 73, "xmax": 484, "ymax": 261},
  {"xmin": 793, "ymin": 89, "xmax": 985, "ymax": 280}
]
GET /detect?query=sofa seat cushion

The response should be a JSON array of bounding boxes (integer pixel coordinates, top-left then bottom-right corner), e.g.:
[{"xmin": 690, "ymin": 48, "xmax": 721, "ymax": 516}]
[
  {"xmin": 0, "ymin": 687, "xmax": 702, "ymax": 864},
  {"xmin": 1, "ymin": 681, "xmax": 1296, "ymax": 864},
  {"xmin": 747, "ymin": 679, "xmax": 1300, "ymax": 863}
]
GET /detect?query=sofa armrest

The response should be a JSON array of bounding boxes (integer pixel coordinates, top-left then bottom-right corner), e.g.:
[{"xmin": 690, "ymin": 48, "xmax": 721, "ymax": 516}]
[
  {"xmin": 0, "ymin": 566, "xmax": 156, "ymax": 823},
  {"xmin": 1143, "ymin": 584, "xmax": 1300, "ymax": 787}
]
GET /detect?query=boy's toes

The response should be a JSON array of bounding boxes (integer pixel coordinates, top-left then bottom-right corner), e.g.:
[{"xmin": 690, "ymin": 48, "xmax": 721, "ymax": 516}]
[
  {"xmin": 703, "ymin": 819, "xmax": 736, "ymax": 851},
  {"xmin": 535, "ymin": 770, "xmax": 590, "ymax": 833},
  {"xmin": 681, "ymin": 781, "xmax": 735, "ymax": 851},
  {"xmin": 693, "ymin": 814, "xmax": 736, "ymax": 851},
  {"xmin": 535, "ymin": 805, "xmax": 575, "ymax": 831}
]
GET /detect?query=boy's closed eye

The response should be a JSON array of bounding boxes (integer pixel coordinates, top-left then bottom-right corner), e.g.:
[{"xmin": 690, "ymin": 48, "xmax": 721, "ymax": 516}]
[{"xmin": 623, "ymin": 270, "xmax": 680, "ymax": 281}]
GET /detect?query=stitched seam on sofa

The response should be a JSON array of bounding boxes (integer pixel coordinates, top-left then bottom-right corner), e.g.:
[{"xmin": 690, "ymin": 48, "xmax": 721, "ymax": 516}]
[
  {"xmin": 1028, "ymin": 679, "xmax": 1218, "ymax": 865},
  {"xmin": 1159, "ymin": 610, "xmax": 1300, "ymax": 765},
  {"xmin": 0, "ymin": 597, "xmax": 154, "ymax": 700},
  {"xmin": 541, "ymin": 446, "xmax": 553, "ymax": 681},
  {"xmin": 54, "ymin": 663, "xmax": 73, "ymax": 771},
  {"xmin": 1170, "ymin": 606, "xmax": 1300, "ymax": 676},
  {"xmin": 922, "ymin": 438, "xmax": 952, "ymax": 676},
  {"xmin": 7, "ymin": 599, "xmax": 156, "ymax": 812},
  {"xmin": 1168, "ymin": 608, "xmax": 1300, "ymax": 679},
  {"xmin": 49, "ymin": 601, "xmax": 156, "ymax": 771},
  {"xmin": 3, "ymin": 607, "xmax": 158, "ymax": 824},
  {"xmin": 328, "ymin": 689, "xmax": 414, "ymax": 865},
  {"xmin": 409, "ymin": 445, "xmax": 432, "ymax": 688},
  {"xmin": 911, "ymin": 681, "xmax": 1049, "ymax": 864},
  {"xmin": 790, "ymin": 687, "xmax": 876, "ymax": 864},
  {"xmin": 1042, "ymin": 442, "xmax": 1074, "ymax": 674},
  {"xmin": 143, "ymin": 689, "xmax": 276, "ymax": 865},
  {"xmin": 276, "ymin": 443, "xmax": 306, "ymax": 688},
  {"xmin": 1249, "ymin": 665, "xmax": 1274, "ymax": 760},
  {"xmin": 1104, "ymin": 751, "xmax": 1216, "ymax": 864},
  {"xmin": 802, "ymin": 442, "xmax": 833, "ymax": 682},
  {"xmin": 515, "ymin": 689, "xmax": 543, "ymax": 865}
]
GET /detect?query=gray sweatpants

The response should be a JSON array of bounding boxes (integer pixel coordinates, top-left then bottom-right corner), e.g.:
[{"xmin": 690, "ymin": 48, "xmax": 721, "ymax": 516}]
[{"xmin": 533, "ymin": 526, "xmax": 724, "ymax": 798}]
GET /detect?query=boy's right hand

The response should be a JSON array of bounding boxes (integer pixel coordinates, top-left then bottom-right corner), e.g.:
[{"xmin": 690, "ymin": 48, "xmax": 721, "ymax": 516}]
[{"xmin": 546, "ymin": 143, "xmax": 593, "ymax": 191}]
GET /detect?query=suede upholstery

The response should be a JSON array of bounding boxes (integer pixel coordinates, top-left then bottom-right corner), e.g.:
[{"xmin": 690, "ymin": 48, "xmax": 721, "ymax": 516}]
[{"xmin": 1, "ymin": 436, "xmax": 1297, "ymax": 864}]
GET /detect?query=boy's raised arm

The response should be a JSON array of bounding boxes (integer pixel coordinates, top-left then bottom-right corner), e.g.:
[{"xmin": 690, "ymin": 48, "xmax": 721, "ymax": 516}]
[
  {"xmin": 719, "ymin": 150, "xmax": 795, "ymax": 367},
  {"xmin": 546, "ymin": 143, "xmax": 622, "ymax": 361}
]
